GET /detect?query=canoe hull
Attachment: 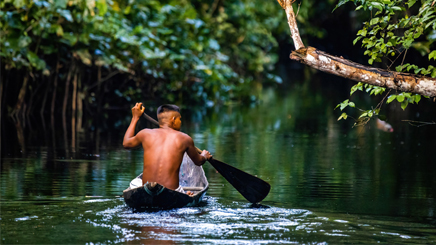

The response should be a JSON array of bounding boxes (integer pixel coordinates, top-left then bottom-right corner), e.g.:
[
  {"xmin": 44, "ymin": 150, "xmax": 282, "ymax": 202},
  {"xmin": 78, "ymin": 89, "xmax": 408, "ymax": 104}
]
[
  {"xmin": 123, "ymin": 153, "xmax": 209, "ymax": 210},
  {"xmin": 123, "ymin": 182, "xmax": 208, "ymax": 210}
]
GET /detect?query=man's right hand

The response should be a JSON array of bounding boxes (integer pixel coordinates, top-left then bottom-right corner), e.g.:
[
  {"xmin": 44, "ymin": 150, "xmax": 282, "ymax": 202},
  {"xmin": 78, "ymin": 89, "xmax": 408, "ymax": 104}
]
[
  {"xmin": 201, "ymin": 150, "xmax": 212, "ymax": 160},
  {"xmin": 132, "ymin": 102, "xmax": 145, "ymax": 119}
]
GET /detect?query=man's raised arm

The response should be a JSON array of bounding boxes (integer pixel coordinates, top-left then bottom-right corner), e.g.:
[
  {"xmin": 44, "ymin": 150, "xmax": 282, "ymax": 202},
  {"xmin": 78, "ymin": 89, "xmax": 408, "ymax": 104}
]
[{"xmin": 123, "ymin": 102, "xmax": 145, "ymax": 149}]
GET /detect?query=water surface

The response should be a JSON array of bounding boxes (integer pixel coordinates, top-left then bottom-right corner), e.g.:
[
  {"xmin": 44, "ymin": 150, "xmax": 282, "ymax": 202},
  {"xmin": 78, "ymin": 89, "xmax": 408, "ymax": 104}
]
[{"xmin": 2, "ymin": 85, "xmax": 435, "ymax": 244}]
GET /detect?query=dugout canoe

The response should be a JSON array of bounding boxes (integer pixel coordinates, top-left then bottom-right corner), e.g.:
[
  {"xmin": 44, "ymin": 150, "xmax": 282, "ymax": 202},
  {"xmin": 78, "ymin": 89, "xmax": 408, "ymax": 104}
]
[{"xmin": 123, "ymin": 154, "xmax": 209, "ymax": 210}]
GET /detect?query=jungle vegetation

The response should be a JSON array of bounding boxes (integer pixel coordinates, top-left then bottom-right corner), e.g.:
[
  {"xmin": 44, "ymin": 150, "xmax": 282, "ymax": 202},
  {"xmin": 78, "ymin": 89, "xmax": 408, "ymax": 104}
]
[
  {"xmin": 1, "ymin": 0, "xmax": 434, "ymax": 127},
  {"xmin": 1, "ymin": 0, "xmax": 290, "ymax": 123}
]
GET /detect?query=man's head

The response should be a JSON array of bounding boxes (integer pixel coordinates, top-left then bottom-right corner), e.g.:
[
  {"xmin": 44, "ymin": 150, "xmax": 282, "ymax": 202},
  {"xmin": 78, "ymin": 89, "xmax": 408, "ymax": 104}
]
[{"xmin": 157, "ymin": 104, "xmax": 181, "ymax": 130}]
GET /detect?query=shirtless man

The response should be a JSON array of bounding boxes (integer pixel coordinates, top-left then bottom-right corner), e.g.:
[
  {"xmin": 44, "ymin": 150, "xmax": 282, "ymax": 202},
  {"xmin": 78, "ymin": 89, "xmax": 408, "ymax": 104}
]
[{"xmin": 123, "ymin": 102, "xmax": 212, "ymax": 193}]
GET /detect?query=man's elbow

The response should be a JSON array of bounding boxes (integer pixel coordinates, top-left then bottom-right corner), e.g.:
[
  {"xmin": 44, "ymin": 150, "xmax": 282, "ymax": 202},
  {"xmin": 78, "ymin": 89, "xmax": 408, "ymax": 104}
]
[
  {"xmin": 123, "ymin": 141, "xmax": 131, "ymax": 149},
  {"xmin": 194, "ymin": 157, "xmax": 207, "ymax": 166},
  {"xmin": 193, "ymin": 162, "xmax": 203, "ymax": 166}
]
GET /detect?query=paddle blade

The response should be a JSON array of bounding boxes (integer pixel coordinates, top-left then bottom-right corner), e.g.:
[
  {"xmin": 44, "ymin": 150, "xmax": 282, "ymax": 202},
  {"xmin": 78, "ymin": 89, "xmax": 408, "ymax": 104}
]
[{"xmin": 208, "ymin": 158, "xmax": 271, "ymax": 203}]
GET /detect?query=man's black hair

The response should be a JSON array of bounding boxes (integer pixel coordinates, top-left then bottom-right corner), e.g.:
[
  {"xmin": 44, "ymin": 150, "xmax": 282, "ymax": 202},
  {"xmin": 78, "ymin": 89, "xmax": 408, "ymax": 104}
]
[{"xmin": 156, "ymin": 104, "xmax": 180, "ymax": 116}]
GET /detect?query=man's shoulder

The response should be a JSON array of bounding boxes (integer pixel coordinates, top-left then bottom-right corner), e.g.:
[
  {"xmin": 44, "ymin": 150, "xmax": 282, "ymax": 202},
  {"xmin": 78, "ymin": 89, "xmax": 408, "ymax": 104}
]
[
  {"xmin": 137, "ymin": 128, "xmax": 153, "ymax": 134},
  {"xmin": 143, "ymin": 128, "xmax": 191, "ymax": 139},
  {"xmin": 174, "ymin": 130, "xmax": 191, "ymax": 140}
]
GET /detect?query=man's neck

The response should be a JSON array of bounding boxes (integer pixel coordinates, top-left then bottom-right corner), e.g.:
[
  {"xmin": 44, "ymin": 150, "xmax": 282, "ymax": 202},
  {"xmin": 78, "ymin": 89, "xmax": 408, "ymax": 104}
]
[{"xmin": 159, "ymin": 125, "xmax": 175, "ymax": 130}]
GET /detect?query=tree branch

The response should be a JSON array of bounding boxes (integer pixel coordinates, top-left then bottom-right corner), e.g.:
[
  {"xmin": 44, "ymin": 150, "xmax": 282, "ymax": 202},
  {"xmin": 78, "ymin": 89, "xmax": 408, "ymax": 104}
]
[{"xmin": 281, "ymin": 0, "xmax": 436, "ymax": 98}]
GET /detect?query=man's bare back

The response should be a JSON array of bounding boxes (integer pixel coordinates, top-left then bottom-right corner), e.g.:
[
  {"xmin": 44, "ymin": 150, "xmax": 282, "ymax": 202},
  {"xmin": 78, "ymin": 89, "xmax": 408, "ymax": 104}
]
[{"xmin": 123, "ymin": 103, "xmax": 212, "ymax": 191}]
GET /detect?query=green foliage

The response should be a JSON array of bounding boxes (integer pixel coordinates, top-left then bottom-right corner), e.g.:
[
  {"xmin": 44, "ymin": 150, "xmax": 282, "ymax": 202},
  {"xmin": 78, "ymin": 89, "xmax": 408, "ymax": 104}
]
[
  {"xmin": 386, "ymin": 92, "xmax": 426, "ymax": 110},
  {"xmin": 347, "ymin": 0, "xmax": 436, "ymax": 77},
  {"xmin": 335, "ymin": 99, "xmax": 355, "ymax": 121},
  {"xmin": 1, "ymin": 0, "xmax": 287, "ymax": 109},
  {"xmin": 334, "ymin": 0, "xmax": 435, "ymax": 123}
]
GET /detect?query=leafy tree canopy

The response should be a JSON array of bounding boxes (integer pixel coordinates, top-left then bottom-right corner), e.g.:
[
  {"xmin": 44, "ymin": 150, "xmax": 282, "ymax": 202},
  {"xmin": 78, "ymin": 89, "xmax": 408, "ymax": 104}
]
[{"xmin": 1, "ymin": 0, "xmax": 287, "ymax": 111}]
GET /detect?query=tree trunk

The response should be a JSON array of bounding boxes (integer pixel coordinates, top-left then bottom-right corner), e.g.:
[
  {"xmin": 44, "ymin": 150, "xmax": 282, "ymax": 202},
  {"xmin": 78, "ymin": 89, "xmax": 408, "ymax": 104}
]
[
  {"xmin": 0, "ymin": 72, "xmax": 3, "ymax": 156},
  {"xmin": 51, "ymin": 58, "xmax": 60, "ymax": 116},
  {"xmin": 62, "ymin": 61, "xmax": 74, "ymax": 152},
  {"xmin": 63, "ymin": 64, "xmax": 74, "ymax": 121},
  {"xmin": 71, "ymin": 69, "xmax": 78, "ymax": 151},
  {"xmin": 77, "ymin": 74, "xmax": 83, "ymax": 133},
  {"xmin": 281, "ymin": 0, "xmax": 436, "ymax": 98},
  {"xmin": 27, "ymin": 77, "xmax": 44, "ymax": 117},
  {"xmin": 11, "ymin": 74, "xmax": 29, "ymax": 120},
  {"xmin": 40, "ymin": 80, "xmax": 48, "ymax": 116}
]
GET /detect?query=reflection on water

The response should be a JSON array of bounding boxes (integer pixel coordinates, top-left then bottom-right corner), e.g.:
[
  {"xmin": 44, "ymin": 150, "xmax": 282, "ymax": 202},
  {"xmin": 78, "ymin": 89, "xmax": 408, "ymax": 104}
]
[{"xmin": 1, "ymin": 85, "xmax": 436, "ymax": 243}]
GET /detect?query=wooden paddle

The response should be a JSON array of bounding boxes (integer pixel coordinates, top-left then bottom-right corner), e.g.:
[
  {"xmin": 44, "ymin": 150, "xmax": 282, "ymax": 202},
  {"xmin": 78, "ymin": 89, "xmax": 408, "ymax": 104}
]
[{"xmin": 142, "ymin": 112, "xmax": 271, "ymax": 203}]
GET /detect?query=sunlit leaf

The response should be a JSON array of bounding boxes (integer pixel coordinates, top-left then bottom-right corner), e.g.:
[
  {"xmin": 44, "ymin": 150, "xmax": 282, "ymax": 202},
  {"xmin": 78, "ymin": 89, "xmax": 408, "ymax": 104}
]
[
  {"xmin": 333, "ymin": 0, "xmax": 351, "ymax": 12},
  {"xmin": 401, "ymin": 101, "xmax": 408, "ymax": 110},
  {"xmin": 387, "ymin": 95, "xmax": 396, "ymax": 103},
  {"xmin": 337, "ymin": 112, "xmax": 348, "ymax": 121},
  {"xmin": 397, "ymin": 94, "xmax": 405, "ymax": 102},
  {"xmin": 429, "ymin": 50, "xmax": 436, "ymax": 60}
]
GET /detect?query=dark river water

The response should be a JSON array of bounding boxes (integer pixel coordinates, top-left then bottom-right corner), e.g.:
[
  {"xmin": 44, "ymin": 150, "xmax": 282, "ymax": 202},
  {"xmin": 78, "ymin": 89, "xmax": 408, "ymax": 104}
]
[{"xmin": 1, "ymin": 83, "xmax": 436, "ymax": 244}]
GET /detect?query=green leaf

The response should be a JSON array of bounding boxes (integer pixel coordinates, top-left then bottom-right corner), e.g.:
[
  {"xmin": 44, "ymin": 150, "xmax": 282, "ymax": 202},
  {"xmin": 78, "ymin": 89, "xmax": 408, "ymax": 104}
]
[
  {"xmin": 333, "ymin": 0, "xmax": 351, "ymax": 12},
  {"xmin": 18, "ymin": 36, "xmax": 31, "ymax": 48},
  {"xmin": 54, "ymin": 0, "xmax": 68, "ymax": 8},
  {"xmin": 26, "ymin": 51, "xmax": 46, "ymax": 70},
  {"xmin": 340, "ymin": 99, "xmax": 349, "ymax": 110},
  {"xmin": 359, "ymin": 112, "xmax": 368, "ymax": 118},
  {"xmin": 350, "ymin": 83, "xmax": 363, "ymax": 95},
  {"xmin": 96, "ymin": 0, "xmax": 108, "ymax": 16},
  {"xmin": 370, "ymin": 17, "xmax": 380, "ymax": 25},
  {"xmin": 415, "ymin": 94, "xmax": 421, "ymax": 103},
  {"xmin": 397, "ymin": 94, "xmax": 405, "ymax": 102},
  {"xmin": 58, "ymin": 9, "xmax": 73, "ymax": 22},
  {"xmin": 371, "ymin": 2, "xmax": 383, "ymax": 12},
  {"xmin": 338, "ymin": 112, "xmax": 348, "ymax": 121},
  {"xmin": 358, "ymin": 29, "xmax": 367, "ymax": 36},
  {"xmin": 429, "ymin": 51, "xmax": 436, "ymax": 60},
  {"xmin": 407, "ymin": 0, "xmax": 417, "ymax": 8},
  {"xmin": 353, "ymin": 36, "xmax": 363, "ymax": 45},
  {"xmin": 387, "ymin": 95, "xmax": 396, "ymax": 103},
  {"xmin": 374, "ymin": 108, "xmax": 380, "ymax": 115},
  {"xmin": 61, "ymin": 32, "xmax": 78, "ymax": 46},
  {"xmin": 56, "ymin": 25, "xmax": 64, "ymax": 37},
  {"xmin": 401, "ymin": 101, "xmax": 408, "ymax": 110}
]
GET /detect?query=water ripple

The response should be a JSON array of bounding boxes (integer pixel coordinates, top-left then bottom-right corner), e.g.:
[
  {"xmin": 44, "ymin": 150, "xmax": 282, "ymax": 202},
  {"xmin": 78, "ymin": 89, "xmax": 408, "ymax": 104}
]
[{"xmin": 82, "ymin": 197, "xmax": 436, "ymax": 244}]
